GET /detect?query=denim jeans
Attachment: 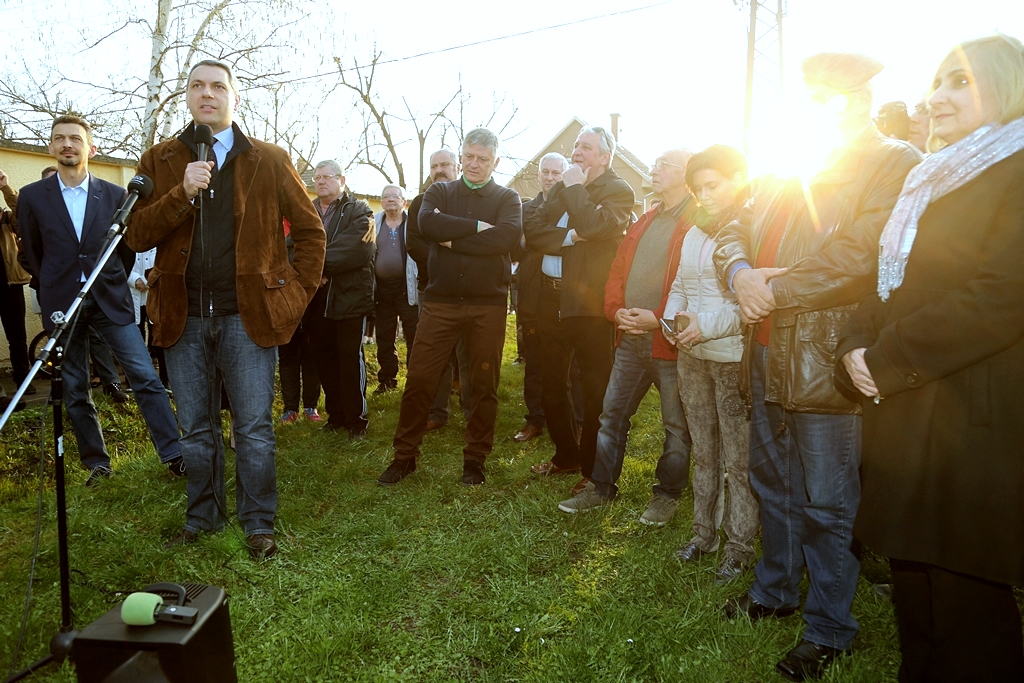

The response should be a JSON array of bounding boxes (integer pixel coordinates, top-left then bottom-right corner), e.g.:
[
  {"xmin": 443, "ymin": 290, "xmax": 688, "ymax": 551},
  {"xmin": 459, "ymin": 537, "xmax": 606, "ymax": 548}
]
[
  {"xmin": 747, "ymin": 342, "xmax": 861, "ymax": 650},
  {"xmin": 62, "ymin": 296, "xmax": 181, "ymax": 471},
  {"xmin": 164, "ymin": 314, "xmax": 277, "ymax": 537},
  {"xmin": 87, "ymin": 326, "xmax": 120, "ymax": 385},
  {"xmin": 591, "ymin": 333, "xmax": 691, "ymax": 500}
]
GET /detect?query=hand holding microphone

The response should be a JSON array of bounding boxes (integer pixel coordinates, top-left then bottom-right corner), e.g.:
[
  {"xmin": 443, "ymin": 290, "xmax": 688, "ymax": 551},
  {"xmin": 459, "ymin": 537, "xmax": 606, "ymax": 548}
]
[{"xmin": 185, "ymin": 124, "xmax": 215, "ymax": 200}]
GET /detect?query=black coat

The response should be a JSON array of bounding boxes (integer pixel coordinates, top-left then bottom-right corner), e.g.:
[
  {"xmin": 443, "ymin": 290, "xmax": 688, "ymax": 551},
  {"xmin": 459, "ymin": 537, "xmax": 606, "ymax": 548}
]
[
  {"xmin": 320, "ymin": 194, "xmax": 375, "ymax": 320},
  {"xmin": 835, "ymin": 148, "xmax": 1024, "ymax": 586},
  {"xmin": 524, "ymin": 168, "xmax": 634, "ymax": 318}
]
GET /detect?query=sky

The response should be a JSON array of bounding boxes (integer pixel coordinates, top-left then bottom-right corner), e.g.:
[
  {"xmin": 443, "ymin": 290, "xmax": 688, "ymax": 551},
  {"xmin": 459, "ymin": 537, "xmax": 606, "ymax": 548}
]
[{"xmin": 2, "ymin": 0, "xmax": 1023, "ymax": 194}]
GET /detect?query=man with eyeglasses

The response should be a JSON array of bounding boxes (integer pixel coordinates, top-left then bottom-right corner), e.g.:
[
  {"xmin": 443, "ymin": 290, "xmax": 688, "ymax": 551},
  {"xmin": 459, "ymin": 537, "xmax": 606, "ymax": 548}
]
[
  {"xmin": 556, "ymin": 149, "xmax": 694, "ymax": 528},
  {"xmin": 524, "ymin": 126, "xmax": 635, "ymax": 496},
  {"xmin": 307, "ymin": 160, "xmax": 375, "ymax": 439},
  {"xmin": 372, "ymin": 183, "xmax": 418, "ymax": 394}
]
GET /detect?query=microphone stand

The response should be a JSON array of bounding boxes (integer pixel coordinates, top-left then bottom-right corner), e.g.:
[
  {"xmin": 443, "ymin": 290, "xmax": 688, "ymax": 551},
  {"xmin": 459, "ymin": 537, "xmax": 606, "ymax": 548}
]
[{"xmin": 2, "ymin": 217, "xmax": 134, "ymax": 683}]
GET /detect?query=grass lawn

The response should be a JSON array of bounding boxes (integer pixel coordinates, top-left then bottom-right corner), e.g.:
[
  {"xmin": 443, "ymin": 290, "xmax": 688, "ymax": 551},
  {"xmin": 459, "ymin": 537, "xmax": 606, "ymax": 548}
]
[{"xmin": 0, "ymin": 316, "xmax": 906, "ymax": 682}]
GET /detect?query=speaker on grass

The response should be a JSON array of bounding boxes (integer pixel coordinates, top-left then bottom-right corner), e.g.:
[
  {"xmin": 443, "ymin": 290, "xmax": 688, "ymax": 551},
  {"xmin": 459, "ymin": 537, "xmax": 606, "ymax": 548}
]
[{"xmin": 71, "ymin": 583, "xmax": 237, "ymax": 683}]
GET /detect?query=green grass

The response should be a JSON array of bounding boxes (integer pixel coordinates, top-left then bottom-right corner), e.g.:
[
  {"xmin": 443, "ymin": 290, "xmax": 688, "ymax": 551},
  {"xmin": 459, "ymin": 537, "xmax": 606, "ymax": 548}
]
[{"xmin": 0, "ymin": 317, "xmax": 904, "ymax": 682}]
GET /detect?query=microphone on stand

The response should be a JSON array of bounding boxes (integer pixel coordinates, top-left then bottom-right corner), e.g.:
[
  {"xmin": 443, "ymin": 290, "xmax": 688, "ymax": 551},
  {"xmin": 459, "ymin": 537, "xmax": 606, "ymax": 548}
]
[
  {"xmin": 96, "ymin": 174, "xmax": 155, "ymax": 262},
  {"xmin": 108, "ymin": 174, "xmax": 155, "ymax": 228},
  {"xmin": 193, "ymin": 124, "xmax": 215, "ymax": 206}
]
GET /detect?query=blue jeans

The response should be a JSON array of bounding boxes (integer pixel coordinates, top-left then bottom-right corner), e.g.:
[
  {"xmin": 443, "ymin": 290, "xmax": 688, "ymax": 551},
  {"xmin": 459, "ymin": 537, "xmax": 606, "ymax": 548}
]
[
  {"xmin": 62, "ymin": 296, "xmax": 180, "ymax": 470},
  {"xmin": 591, "ymin": 333, "xmax": 691, "ymax": 500},
  {"xmin": 164, "ymin": 315, "xmax": 277, "ymax": 537},
  {"xmin": 747, "ymin": 343, "xmax": 861, "ymax": 650}
]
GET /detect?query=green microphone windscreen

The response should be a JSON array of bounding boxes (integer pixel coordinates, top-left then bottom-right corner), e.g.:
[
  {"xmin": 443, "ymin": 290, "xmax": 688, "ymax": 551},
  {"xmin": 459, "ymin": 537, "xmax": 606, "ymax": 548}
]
[{"xmin": 121, "ymin": 592, "xmax": 163, "ymax": 626}]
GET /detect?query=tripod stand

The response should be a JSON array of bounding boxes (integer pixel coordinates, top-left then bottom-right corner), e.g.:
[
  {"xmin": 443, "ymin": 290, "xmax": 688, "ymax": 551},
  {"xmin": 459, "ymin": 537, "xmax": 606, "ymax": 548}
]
[{"xmin": 1, "ymin": 174, "xmax": 153, "ymax": 683}]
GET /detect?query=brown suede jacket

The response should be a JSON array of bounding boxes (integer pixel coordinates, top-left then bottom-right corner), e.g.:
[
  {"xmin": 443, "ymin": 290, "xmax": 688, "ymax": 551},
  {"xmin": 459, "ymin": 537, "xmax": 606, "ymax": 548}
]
[{"xmin": 126, "ymin": 129, "xmax": 325, "ymax": 348}]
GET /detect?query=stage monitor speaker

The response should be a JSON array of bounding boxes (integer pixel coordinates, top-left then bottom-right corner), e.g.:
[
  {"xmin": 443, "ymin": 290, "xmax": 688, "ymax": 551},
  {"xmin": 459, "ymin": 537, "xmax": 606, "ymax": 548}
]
[{"xmin": 71, "ymin": 583, "xmax": 237, "ymax": 683}]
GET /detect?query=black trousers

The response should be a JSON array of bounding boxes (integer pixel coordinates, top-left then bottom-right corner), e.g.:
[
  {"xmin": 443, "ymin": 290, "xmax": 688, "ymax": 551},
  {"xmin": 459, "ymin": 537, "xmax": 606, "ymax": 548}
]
[
  {"xmin": 278, "ymin": 318, "xmax": 320, "ymax": 413},
  {"xmin": 374, "ymin": 277, "xmax": 419, "ymax": 386},
  {"xmin": 536, "ymin": 285, "xmax": 615, "ymax": 479},
  {"xmin": 890, "ymin": 558, "xmax": 1024, "ymax": 683},
  {"xmin": 0, "ymin": 282, "xmax": 29, "ymax": 383},
  {"xmin": 312, "ymin": 314, "xmax": 368, "ymax": 432},
  {"xmin": 520, "ymin": 313, "xmax": 584, "ymax": 429},
  {"xmin": 139, "ymin": 305, "xmax": 170, "ymax": 388}
]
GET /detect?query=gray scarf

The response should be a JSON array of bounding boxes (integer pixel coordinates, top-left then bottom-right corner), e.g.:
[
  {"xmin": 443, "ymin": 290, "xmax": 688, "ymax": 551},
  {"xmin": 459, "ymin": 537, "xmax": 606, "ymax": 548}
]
[{"xmin": 878, "ymin": 116, "xmax": 1024, "ymax": 301}]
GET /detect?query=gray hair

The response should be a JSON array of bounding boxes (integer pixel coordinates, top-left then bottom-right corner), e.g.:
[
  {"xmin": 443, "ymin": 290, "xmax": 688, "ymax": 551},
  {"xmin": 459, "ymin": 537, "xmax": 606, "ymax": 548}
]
[
  {"xmin": 539, "ymin": 152, "xmax": 570, "ymax": 171},
  {"xmin": 430, "ymin": 148, "xmax": 458, "ymax": 165},
  {"xmin": 188, "ymin": 59, "xmax": 241, "ymax": 97},
  {"xmin": 462, "ymin": 128, "xmax": 500, "ymax": 155},
  {"xmin": 580, "ymin": 126, "xmax": 617, "ymax": 165},
  {"xmin": 381, "ymin": 184, "xmax": 404, "ymax": 198},
  {"xmin": 314, "ymin": 159, "xmax": 344, "ymax": 175}
]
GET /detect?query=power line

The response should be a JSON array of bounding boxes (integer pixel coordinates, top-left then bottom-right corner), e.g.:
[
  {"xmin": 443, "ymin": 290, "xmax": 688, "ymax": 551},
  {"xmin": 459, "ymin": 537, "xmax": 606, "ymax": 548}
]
[{"xmin": 258, "ymin": 0, "xmax": 677, "ymax": 89}]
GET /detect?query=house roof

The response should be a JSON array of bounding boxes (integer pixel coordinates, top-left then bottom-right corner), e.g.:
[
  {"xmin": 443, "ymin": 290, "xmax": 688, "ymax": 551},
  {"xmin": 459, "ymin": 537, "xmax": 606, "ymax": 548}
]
[{"xmin": 0, "ymin": 138, "xmax": 137, "ymax": 167}]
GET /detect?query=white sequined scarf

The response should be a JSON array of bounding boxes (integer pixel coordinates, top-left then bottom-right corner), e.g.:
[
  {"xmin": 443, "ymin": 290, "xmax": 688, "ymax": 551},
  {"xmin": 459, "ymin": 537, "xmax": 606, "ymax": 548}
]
[{"xmin": 878, "ymin": 116, "xmax": 1024, "ymax": 301}]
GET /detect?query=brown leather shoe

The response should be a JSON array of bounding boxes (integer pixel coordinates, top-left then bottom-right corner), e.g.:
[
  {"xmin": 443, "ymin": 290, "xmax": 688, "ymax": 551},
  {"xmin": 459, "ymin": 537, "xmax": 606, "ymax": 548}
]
[
  {"xmin": 530, "ymin": 460, "xmax": 580, "ymax": 476},
  {"xmin": 513, "ymin": 423, "xmax": 542, "ymax": 443},
  {"xmin": 247, "ymin": 534, "xmax": 277, "ymax": 560},
  {"xmin": 570, "ymin": 477, "xmax": 591, "ymax": 496},
  {"xmin": 426, "ymin": 420, "xmax": 445, "ymax": 432}
]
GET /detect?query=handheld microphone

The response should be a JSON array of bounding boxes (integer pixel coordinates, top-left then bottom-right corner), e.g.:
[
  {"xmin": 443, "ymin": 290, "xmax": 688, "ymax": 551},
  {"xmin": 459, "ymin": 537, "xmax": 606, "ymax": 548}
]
[
  {"xmin": 194, "ymin": 123, "xmax": 214, "ymax": 168},
  {"xmin": 121, "ymin": 592, "xmax": 199, "ymax": 626},
  {"xmin": 193, "ymin": 124, "xmax": 215, "ymax": 207}
]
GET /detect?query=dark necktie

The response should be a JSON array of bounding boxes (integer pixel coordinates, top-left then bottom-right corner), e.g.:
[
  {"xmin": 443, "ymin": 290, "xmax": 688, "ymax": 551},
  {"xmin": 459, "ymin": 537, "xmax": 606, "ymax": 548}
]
[{"xmin": 206, "ymin": 144, "xmax": 218, "ymax": 176}]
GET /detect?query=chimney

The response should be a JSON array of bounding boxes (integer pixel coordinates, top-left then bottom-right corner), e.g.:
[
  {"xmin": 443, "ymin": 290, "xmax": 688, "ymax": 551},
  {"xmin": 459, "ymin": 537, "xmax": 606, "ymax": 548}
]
[{"xmin": 610, "ymin": 113, "xmax": 620, "ymax": 141}]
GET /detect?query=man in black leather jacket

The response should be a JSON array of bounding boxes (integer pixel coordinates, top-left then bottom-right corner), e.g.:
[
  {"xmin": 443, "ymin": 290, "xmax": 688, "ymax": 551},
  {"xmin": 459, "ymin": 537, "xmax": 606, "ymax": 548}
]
[{"xmin": 713, "ymin": 53, "xmax": 921, "ymax": 681}]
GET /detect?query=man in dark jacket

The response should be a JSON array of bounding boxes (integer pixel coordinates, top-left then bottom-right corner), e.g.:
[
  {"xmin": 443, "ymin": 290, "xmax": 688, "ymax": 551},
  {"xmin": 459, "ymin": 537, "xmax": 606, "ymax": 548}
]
[
  {"xmin": 713, "ymin": 53, "xmax": 921, "ymax": 680},
  {"xmin": 21, "ymin": 116, "xmax": 183, "ymax": 486},
  {"xmin": 308, "ymin": 160, "xmax": 375, "ymax": 438},
  {"xmin": 513, "ymin": 152, "xmax": 566, "ymax": 444},
  {"xmin": 378, "ymin": 128, "xmax": 522, "ymax": 487},
  {"xmin": 524, "ymin": 126, "xmax": 635, "ymax": 495}
]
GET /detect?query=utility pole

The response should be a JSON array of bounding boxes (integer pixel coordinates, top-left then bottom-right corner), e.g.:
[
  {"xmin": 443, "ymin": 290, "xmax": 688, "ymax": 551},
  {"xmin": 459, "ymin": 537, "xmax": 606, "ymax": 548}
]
[{"xmin": 739, "ymin": 0, "xmax": 785, "ymax": 153}]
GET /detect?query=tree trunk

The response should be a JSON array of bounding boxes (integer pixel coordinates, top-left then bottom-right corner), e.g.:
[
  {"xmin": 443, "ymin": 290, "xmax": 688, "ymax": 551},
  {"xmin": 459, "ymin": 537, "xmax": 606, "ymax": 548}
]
[{"xmin": 142, "ymin": 0, "xmax": 171, "ymax": 150}]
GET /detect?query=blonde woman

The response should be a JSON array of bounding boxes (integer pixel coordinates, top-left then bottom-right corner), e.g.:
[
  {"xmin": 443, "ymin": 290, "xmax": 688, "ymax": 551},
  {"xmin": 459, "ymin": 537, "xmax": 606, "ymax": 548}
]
[{"xmin": 837, "ymin": 34, "xmax": 1024, "ymax": 680}]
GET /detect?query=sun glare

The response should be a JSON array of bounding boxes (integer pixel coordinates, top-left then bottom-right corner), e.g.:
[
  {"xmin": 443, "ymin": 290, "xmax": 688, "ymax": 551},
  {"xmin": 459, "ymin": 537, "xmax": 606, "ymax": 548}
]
[{"xmin": 746, "ymin": 89, "xmax": 851, "ymax": 185}]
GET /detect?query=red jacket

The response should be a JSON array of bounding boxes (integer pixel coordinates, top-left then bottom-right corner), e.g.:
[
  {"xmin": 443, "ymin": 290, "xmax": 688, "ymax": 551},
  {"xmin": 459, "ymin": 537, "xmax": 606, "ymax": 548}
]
[{"xmin": 604, "ymin": 200, "xmax": 695, "ymax": 361}]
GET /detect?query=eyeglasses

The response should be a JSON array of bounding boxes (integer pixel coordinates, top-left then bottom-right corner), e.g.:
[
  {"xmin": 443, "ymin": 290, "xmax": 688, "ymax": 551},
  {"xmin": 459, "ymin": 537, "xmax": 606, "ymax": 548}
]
[
  {"xmin": 312, "ymin": 174, "xmax": 339, "ymax": 182},
  {"xmin": 382, "ymin": 194, "xmax": 403, "ymax": 200},
  {"xmin": 652, "ymin": 160, "xmax": 684, "ymax": 171},
  {"xmin": 913, "ymin": 103, "xmax": 929, "ymax": 116}
]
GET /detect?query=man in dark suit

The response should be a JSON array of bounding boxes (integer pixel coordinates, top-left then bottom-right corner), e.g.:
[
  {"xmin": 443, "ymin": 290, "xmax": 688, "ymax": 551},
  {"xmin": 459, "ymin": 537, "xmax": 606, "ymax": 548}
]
[{"xmin": 18, "ymin": 115, "xmax": 182, "ymax": 486}]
